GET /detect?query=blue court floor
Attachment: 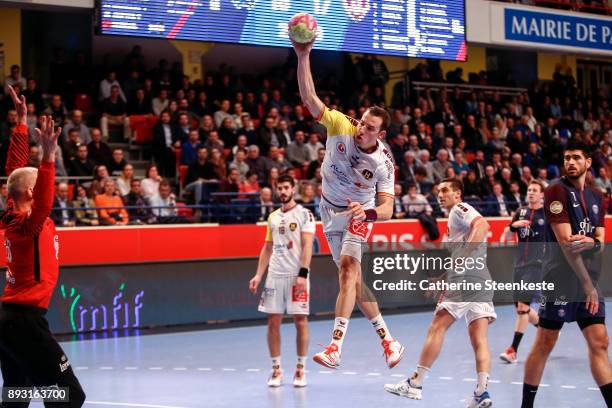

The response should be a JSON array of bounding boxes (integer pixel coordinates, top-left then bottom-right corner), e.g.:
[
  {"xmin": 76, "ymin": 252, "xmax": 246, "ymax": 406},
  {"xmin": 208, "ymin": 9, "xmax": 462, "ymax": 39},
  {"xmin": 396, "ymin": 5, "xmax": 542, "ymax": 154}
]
[{"xmin": 30, "ymin": 304, "xmax": 609, "ymax": 408}]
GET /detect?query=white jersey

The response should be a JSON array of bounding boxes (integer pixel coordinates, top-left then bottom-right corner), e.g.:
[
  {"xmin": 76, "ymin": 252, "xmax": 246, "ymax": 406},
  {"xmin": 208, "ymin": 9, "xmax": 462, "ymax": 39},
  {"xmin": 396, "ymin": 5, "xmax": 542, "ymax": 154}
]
[
  {"xmin": 265, "ymin": 205, "xmax": 316, "ymax": 277},
  {"xmin": 318, "ymin": 108, "xmax": 394, "ymax": 209},
  {"xmin": 446, "ymin": 202, "xmax": 485, "ymax": 243}
]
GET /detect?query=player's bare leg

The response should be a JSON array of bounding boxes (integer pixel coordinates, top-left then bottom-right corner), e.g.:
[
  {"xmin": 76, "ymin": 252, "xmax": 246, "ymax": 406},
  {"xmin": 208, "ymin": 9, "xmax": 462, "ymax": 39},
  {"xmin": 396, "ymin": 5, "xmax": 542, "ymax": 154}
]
[
  {"xmin": 466, "ymin": 317, "xmax": 493, "ymax": 408},
  {"xmin": 521, "ymin": 326, "xmax": 560, "ymax": 407},
  {"xmin": 267, "ymin": 314, "xmax": 283, "ymax": 387},
  {"xmin": 582, "ymin": 324, "xmax": 612, "ymax": 405},
  {"xmin": 501, "ymin": 302, "xmax": 539, "ymax": 364},
  {"xmin": 385, "ymin": 309, "xmax": 455, "ymax": 400},
  {"xmin": 313, "ymin": 255, "xmax": 404, "ymax": 369},
  {"xmin": 293, "ymin": 315, "xmax": 309, "ymax": 387}
]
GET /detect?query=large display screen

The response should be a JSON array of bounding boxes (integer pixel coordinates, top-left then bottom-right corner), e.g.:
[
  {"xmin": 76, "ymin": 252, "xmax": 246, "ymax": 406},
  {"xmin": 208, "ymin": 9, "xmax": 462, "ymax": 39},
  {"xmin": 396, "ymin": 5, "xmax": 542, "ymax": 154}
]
[{"xmin": 98, "ymin": 0, "xmax": 466, "ymax": 60}]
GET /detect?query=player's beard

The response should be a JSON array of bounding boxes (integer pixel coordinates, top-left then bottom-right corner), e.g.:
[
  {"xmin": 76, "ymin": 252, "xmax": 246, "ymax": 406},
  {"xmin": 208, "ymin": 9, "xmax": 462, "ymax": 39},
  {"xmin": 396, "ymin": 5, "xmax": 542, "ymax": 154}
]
[
  {"xmin": 280, "ymin": 194, "xmax": 292, "ymax": 204},
  {"xmin": 566, "ymin": 166, "xmax": 586, "ymax": 180}
]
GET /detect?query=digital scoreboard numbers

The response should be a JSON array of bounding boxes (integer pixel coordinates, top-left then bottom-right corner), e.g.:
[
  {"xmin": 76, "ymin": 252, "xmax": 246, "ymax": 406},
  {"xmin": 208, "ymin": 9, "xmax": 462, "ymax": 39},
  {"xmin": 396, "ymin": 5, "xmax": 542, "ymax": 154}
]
[{"xmin": 98, "ymin": 0, "xmax": 466, "ymax": 61}]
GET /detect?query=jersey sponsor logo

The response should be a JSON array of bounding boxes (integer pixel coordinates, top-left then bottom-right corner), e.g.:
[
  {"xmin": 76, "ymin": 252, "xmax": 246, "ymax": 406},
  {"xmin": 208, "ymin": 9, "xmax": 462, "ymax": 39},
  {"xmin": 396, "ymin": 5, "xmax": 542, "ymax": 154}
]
[
  {"xmin": 336, "ymin": 142, "xmax": 346, "ymax": 154},
  {"xmin": 520, "ymin": 208, "xmax": 527, "ymax": 218},
  {"xmin": 59, "ymin": 355, "xmax": 71, "ymax": 373},
  {"xmin": 348, "ymin": 219, "xmax": 369, "ymax": 239},
  {"xmin": 385, "ymin": 161, "xmax": 394, "ymax": 180},
  {"xmin": 330, "ymin": 164, "xmax": 351, "ymax": 184},
  {"xmin": 4, "ymin": 239, "xmax": 12, "ymax": 263},
  {"xmin": 54, "ymin": 235, "xmax": 59, "ymax": 261},
  {"xmin": 578, "ymin": 219, "xmax": 594, "ymax": 236},
  {"xmin": 537, "ymin": 218, "xmax": 545, "ymax": 225},
  {"xmin": 361, "ymin": 169, "xmax": 373, "ymax": 180},
  {"xmin": 549, "ymin": 201, "xmax": 563, "ymax": 214},
  {"xmin": 289, "ymin": 222, "xmax": 297, "ymax": 232}
]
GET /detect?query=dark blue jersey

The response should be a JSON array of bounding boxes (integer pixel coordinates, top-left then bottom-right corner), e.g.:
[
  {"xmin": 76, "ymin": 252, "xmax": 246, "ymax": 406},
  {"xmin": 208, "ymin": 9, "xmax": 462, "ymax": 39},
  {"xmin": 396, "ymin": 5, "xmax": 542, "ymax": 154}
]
[
  {"xmin": 510, "ymin": 206, "xmax": 546, "ymax": 267},
  {"xmin": 542, "ymin": 177, "xmax": 605, "ymax": 294}
]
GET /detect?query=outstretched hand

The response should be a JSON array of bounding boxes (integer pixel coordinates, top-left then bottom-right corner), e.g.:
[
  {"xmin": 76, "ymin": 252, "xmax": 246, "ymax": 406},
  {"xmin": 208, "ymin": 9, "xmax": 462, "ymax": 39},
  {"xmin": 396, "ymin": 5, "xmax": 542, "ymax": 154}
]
[
  {"xmin": 7, "ymin": 85, "xmax": 26, "ymax": 125},
  {"xmin": 290, "ymin": 37, "xmax": 315, "ymax": 58},
  {"xmin": 35, "ymin": 116, "xmax": 61, "ymax": 163}
]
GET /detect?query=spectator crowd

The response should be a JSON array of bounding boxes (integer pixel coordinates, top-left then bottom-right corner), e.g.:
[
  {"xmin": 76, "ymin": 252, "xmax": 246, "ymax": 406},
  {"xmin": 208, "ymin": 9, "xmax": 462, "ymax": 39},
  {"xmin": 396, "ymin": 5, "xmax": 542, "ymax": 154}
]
[{"xmin": 0, "ymin": 43, "xmax": 610, "ymax": 226}]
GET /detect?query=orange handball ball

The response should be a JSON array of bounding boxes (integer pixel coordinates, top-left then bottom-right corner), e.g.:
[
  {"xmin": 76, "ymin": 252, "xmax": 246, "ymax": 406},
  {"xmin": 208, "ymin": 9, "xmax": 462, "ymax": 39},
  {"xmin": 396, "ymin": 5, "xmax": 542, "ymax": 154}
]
[{"xmin": 288, "ymin": 13, "xmax": 317, "ymax": 44}]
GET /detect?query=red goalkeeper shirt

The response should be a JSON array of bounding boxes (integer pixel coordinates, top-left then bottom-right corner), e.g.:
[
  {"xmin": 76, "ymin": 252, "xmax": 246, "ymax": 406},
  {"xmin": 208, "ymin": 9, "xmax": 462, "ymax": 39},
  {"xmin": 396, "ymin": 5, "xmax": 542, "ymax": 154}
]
[{"xmin": 0, "ymin": 124, "xmax": 58, "ymax": 309}]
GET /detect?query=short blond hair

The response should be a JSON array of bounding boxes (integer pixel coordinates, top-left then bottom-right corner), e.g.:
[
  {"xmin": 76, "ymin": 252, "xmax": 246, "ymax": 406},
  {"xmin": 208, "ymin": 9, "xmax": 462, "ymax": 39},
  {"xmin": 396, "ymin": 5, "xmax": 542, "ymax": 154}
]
[{"xmin": 7, "ymin": 167, "xmax": 38, "ymax": 198}]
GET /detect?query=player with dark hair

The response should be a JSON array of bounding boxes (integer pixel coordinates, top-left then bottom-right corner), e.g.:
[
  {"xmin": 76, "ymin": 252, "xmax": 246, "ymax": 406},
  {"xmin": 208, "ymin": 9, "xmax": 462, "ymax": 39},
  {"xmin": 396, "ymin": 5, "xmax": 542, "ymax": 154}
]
[
  {"xmin": 292, "ymin": 35, "xmax": 404, "ymax": 369},
  {"xmin": 249, "ymin": 173, "xmax": 315, "ymax": 387},
  {"xmin": 521, "ymin": 141, "xmax": 612, "ymax": 407},
  {"xmin": 0, "ymin": 86, "xmax": 86, "ymax": 407},
  {"xmin": 385, "ymin": 178, "xmax": 495, "ymax": 407},
  {"xmin": 499, "ymin": 180, "xmax": 546, "ymax": 364}
]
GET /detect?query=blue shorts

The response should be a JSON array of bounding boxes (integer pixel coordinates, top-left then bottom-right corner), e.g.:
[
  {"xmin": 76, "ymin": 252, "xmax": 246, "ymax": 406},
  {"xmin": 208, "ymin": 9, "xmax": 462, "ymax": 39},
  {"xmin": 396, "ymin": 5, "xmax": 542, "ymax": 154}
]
[{"xmin": 538, "ymin": 301, "xmax": 606, "ymax": 330}]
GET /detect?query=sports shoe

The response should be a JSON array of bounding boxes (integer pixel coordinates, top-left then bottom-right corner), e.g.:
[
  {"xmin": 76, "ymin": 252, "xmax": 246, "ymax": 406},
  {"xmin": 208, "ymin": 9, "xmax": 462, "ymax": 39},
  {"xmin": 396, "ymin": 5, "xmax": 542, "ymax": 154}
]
[
  {"xmin": 313, "ymin": 343, "xmax": 341, "ymax": 369},
  {"xmin": 267, "ymin": 369, "xmax": 282, "ymax": 387},
  {"xmin": 384, "ymin": 379, "xmax": 422, "ymax": 400},
  {"xmin": 499, "ymin": 347, "xmax": 517, "ymax": 364},
  {"xmin": 382, "ymin": 339, "xmax": 405, "ymax": 369},
  {"xmin": 466, "ymin": 391, "xmax": 492, "ymax": 408},
  {"xmin": 293, "ymin": 370, "xmax": 307, "ymax": 387}
]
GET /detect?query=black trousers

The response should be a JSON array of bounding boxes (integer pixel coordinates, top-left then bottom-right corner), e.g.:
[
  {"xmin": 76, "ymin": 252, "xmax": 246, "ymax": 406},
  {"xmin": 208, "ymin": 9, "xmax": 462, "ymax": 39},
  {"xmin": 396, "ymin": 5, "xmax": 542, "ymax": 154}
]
[{"xmin": 0, "ymin": 303, "xmax": 85, "ymax": 407}]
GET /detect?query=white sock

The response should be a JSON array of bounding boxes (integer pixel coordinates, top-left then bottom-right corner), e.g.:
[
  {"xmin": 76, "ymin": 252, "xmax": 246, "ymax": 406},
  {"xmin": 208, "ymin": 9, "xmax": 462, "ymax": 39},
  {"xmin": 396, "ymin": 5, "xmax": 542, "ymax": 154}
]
[
  {"xmin": 331, "ymin": 317, "xmax": 349, "ymax": 348},
  {"xmin": 410, "ymin": 365, "xmax": 429, "ymax": 387},
  {"xmin": 370, "ymin": 314, "xmax": 393, "ymax": 341},
  {"xmin": 271, "ymin": 356, "xmax": 281, "ymax": 371},
  {"xmin": 297, "ymin": 356, "xmax": 307, "ymax": 370},
  {"xmin": 476, "ymin": 372, "xmax": 489, "ymax": 395}
]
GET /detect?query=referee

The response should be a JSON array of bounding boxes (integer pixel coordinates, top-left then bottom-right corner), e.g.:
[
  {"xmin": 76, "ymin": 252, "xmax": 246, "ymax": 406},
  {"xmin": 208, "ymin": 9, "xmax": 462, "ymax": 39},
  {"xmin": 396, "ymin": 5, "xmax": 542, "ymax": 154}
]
[{"xmin": 0, "ymin": 86, "xmax": 85, "ymax": 407}]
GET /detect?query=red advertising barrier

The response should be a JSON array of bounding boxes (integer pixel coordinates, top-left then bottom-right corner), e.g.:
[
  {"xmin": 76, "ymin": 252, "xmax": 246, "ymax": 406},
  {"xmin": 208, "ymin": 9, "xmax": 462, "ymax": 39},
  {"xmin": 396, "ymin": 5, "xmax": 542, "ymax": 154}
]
[{"xmin": 0, "ymin": 217, "xmax": 610, "ymax": 266}]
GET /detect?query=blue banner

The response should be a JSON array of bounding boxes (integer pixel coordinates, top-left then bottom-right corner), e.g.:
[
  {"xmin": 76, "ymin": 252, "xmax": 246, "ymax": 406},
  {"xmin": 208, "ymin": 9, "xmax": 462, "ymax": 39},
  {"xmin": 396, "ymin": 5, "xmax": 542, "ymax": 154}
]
[{"xmin": 505, "ymin": 8, "xmax": 612, "ymax": 52}]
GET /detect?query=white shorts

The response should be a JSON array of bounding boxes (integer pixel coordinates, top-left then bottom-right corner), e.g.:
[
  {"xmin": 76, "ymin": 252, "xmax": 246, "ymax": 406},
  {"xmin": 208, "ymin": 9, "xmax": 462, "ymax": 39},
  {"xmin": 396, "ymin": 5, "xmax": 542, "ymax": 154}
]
[
  {"xmin": 320, "ymin": 202, "xmax": 373, "ymax": 265},
  {"xmin": 258, "ymin": 275, "xmax": 310, "ymax": 315},
  {"xmin": 435, "ymin": 301, "xmax": 497, "ymax": 325}
]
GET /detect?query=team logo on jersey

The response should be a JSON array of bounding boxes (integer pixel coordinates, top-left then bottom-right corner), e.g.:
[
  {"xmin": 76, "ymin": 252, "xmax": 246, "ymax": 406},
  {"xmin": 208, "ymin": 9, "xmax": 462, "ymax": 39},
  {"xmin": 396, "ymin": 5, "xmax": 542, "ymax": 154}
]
[
  {"xmin": 549, "ymin": 201, "xmax": 563, "ymax": 214},
  {"xmin": 538, "ymin": 218, "xmax": 545, "ymax": 225},
  {"xmin": 593, "ymin": 204, "xmax": 599, "ymax": 215},
  {"xmin": 343, "ymin": 0, "xmax": 371, "ymax": 22},
  {"xmin": 361, "ymin": 169, "xmax": 373, "ymax": 180},
  {"xmin": 336, "ymin": 142, "xmax": 346, "ymax": 154},
  {"xmin": 289, "ymin": 222, "xmax": 297, "ymax": 231}
]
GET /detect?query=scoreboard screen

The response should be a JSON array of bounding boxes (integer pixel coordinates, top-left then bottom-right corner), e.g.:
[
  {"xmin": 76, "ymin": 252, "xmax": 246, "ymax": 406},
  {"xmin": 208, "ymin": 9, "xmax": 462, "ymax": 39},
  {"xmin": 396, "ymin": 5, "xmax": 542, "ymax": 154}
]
[{"xmin": 98, "ymin": 0, "xmax": 466, "ymax": 61}]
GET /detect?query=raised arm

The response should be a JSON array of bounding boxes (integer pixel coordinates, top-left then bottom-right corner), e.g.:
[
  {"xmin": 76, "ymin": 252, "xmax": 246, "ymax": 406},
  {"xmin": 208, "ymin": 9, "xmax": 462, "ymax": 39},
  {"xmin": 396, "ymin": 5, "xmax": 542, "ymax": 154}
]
[
  {"xmin": 292, "ymin": 40, "xmax": 324, "ymax": 120},
  {"xmin": 23, "ymin": 116, "xmax": 60, "ymax": 235},
  {"xmin": 5, "ymin": 85, "xmax": 30, "ymax": 176}
]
